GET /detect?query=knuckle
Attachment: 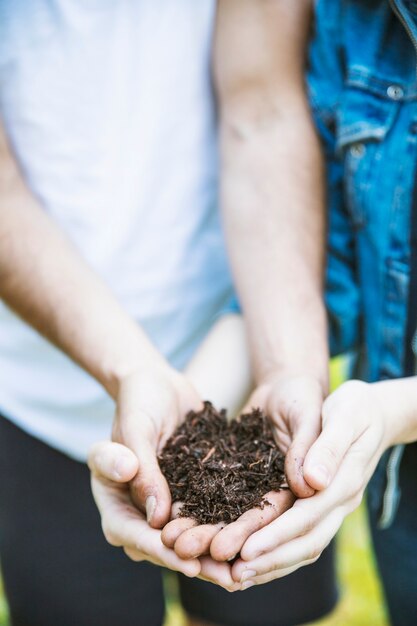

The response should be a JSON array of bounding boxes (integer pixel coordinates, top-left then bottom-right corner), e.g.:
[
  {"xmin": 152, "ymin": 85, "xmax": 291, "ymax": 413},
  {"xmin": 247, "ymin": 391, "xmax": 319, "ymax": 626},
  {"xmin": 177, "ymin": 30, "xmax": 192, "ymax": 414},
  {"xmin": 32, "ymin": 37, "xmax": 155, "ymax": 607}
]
[
  {"xmin": 124, "ymin": 547, "xmax": 145, "ymax": 562},
  {"xmin": 307, "ymin": 553, "xmax": 322, "ymax": 565},
  {"xmin": 133, "ymin": 529, "xmax": 148, "ymax": 553},
  {"xmin": 306, "ymin": 542, "xmax": 323, "ymax": 562},
  {"xmin": 320, "ymin": 444, "xmax": 340, "ymax": 468},
  {"xmin": 346, "ymin": 468, "xmax": 365, "ymax": 499},
  {"xmin": 101, "ymin": 520, "xmax": 121, "ymax": 547},
  {"xmin": 349, "ymin": 491, "xmax": 364, "ymax": 512},
  {"xmin": 340, "ymin": 379, "xmax": 367, "ymax": 397},
  {"xmin": 293, "ymin": 502, "xmax": 320, "ymax": 534},
  {"xmin": 323, "ymin": 380, "xmax": 366, "ymax": 416},
  {"xmin": 302, "ymin": 512, "xmax": 320, "ymax": 534}
]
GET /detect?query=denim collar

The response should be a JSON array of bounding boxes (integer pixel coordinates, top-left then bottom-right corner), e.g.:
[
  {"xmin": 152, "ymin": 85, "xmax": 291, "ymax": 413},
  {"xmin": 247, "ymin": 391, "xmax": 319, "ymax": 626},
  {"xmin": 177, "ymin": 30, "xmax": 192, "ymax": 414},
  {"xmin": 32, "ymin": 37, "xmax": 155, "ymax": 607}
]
[{"xmin": 390, "ymin": 0, "xmax": 417, "ymax": 47}]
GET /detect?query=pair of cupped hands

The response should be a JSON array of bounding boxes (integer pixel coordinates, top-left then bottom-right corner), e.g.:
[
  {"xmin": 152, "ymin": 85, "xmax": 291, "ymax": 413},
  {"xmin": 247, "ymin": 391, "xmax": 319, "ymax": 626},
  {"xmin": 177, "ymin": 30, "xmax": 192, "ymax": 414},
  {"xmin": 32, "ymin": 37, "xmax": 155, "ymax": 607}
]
[{"xmin": 89, "ymin": 365, "xmax": 389, "ymax": 592}]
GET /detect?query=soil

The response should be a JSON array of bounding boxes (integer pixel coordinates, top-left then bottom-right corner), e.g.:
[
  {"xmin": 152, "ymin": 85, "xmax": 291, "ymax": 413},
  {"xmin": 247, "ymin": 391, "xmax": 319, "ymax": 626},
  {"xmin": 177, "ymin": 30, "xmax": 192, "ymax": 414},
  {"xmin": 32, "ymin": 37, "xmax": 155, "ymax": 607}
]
[{"xmin": 158, "ymin": 401, "xmax": 286, "ymax": 525}]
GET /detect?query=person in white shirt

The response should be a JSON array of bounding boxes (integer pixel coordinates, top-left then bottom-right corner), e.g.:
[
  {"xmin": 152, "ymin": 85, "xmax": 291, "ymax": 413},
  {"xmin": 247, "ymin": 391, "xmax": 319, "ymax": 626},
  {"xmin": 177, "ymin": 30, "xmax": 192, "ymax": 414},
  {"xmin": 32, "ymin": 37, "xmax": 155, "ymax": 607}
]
[{"xmin": 0, "ymin": 1, "xmax": 336, "ymax": 625}]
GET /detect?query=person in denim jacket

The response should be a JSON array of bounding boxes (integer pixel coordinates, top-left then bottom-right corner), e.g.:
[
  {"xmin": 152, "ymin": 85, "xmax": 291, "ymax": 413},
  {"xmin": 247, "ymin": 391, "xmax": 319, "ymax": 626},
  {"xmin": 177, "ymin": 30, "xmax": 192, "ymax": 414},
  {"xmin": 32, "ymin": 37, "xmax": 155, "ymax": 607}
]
[{"xmin": 229, "ymin": 2, "xmax": 417, "ymax": 624}]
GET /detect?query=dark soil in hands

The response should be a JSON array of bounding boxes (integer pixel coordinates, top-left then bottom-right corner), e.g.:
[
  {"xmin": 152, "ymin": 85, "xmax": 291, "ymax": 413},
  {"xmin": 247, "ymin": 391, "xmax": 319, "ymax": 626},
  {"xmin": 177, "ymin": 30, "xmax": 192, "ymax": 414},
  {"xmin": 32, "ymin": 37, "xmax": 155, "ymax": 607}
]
[{"xmin": 158, "ymin": 402, "xmax": 286, "ymax": 524}]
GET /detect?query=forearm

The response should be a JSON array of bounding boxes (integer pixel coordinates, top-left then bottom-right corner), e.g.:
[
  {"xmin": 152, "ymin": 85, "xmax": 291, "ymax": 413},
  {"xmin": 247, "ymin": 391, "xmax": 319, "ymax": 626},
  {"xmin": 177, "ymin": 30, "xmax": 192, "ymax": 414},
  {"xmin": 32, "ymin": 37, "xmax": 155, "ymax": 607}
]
[
  {"xmin": 220, "ymin": 106, "xmax": 328, "ymax": 388},
  {"xmin": 185, "ymin": 314, "xmax": 252, "ymax": 415},
  {"xmin": 215, "ymin": 0, "xmax": 328, "ymax": 391},
  {"xmin": 0, "ymin": 124, "xmax": 167, "ymax": 399}
]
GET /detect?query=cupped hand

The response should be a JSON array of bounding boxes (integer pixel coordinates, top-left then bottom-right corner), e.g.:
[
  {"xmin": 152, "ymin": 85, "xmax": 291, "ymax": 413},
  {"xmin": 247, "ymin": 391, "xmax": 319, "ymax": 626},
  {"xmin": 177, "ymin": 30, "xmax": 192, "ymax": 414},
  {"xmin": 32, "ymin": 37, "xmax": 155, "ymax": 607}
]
[
  {"xmin": 231, "ymin": 380, "xmax": 388, "ymax": 587},
  {"xmin": 112, "ymin": 363, "xmax": 203, "ymax": 529},
  {"xmin": 88, "ymin": 441, "xmax": 201, "ymax": 577},
  {"xmin": 163, "ymin": 374, "xmax": 324, "ymax": 563},
  {"xmin": 250, "ymin": 373, "xmax": 327, "ymax": 498},
  {"xmin": 89, "ymin": 441, "xmax": 240, "ymax": 591}
]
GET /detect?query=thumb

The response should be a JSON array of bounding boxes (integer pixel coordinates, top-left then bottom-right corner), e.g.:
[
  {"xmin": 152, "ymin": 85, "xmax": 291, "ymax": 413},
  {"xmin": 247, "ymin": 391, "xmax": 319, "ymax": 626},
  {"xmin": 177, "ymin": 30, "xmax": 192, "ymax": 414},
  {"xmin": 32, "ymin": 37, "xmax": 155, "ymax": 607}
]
[
  {"xmin": 285, "ymin": 418, "xmax": 321, "ymax": 498},
  {"xmin": 88, "ymin": 441, "xmax": 139, "ymax": 483},
  {"xmin": 129, "ymin": 437, "xmax": 172, "ymax": 530},
  {"xmin": 303, "ymin": 412, "xmax": 353, "ymax": 490}
]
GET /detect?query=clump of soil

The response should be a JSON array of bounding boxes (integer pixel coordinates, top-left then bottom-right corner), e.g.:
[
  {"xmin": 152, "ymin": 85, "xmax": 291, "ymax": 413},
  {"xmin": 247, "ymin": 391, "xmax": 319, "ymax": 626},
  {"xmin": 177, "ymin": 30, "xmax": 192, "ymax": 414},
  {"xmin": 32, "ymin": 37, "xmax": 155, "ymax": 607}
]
[{"xmin": 158, "ymin": 401, "xmax": 286, "ymax": 524}]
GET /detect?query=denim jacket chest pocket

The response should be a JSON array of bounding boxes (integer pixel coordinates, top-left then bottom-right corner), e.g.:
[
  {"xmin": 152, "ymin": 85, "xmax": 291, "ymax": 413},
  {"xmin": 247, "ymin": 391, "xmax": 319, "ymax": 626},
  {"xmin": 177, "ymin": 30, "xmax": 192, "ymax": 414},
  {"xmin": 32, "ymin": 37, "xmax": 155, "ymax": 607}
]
[{"xmin": 335, "ymin": 69, "xmax": 402, "ymax": 230}]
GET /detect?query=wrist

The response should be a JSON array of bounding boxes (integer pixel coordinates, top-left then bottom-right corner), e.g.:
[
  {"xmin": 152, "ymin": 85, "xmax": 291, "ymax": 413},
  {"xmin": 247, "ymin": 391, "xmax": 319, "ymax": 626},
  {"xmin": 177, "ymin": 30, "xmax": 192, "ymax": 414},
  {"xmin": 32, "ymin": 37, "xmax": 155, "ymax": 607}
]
[
  {"xmin": 257, "ymin": 369, "xmax": 329, "ymax": 400},
  {"xmin": 249, "ymin": 306, "xmax": 329, "ymax": 396},
  {"xmin": 371, "ymin": 379, "xmax": 417, "ymax": 449},
  {"xmin": 99, "ymin": 327, "xmax": 171, "ymax": 400},
  {"xmin": 256, "ymin": 360, "xmax": 329, "ymax": 398}
]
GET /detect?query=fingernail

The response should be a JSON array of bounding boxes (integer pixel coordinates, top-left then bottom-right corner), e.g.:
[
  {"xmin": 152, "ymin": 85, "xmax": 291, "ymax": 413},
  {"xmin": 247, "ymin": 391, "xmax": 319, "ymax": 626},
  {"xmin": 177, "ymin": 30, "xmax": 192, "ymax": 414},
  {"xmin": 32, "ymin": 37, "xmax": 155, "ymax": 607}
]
[
  {"xmin": 146, "ymin": 496, "xmax": 157, "ymax": 523},
  {"xmin": 241, "ymin": 581, "xmax": 255, "ymax": 591},
  {"xmin": 227, "ymin": 554, "xmax": 237, "ymax": 562},
  {"xmin": 240, "ymin": 569, "xmax": 256, "ymax": 583},
  {"xmin": 114, "ymin": 457, "xmax": 134, "ymax": 480},
  {"xmin": 311, "ymin": 465, "xmax": 330, "ymax": 488}
]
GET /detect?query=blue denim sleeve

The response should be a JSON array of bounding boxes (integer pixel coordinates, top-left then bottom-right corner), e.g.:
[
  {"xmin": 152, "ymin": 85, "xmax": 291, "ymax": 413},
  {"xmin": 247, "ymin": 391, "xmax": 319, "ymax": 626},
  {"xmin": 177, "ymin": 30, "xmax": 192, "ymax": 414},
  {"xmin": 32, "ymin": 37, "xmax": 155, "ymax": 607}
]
[
  {"xmin": 307, "ymin": 5, "xmax": 362, "ymax": 357},
  {"xmin": 325, "ymin": 150, "xmax": 362, "ymax": 358}
]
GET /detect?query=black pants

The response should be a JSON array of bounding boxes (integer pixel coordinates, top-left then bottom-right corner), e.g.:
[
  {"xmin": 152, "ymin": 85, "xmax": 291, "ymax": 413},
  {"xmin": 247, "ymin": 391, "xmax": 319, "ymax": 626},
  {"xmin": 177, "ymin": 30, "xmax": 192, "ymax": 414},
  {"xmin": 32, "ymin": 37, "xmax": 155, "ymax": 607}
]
[{"xmin": 0, "ymin": 416, "xmax": 338, "ymax": 626}]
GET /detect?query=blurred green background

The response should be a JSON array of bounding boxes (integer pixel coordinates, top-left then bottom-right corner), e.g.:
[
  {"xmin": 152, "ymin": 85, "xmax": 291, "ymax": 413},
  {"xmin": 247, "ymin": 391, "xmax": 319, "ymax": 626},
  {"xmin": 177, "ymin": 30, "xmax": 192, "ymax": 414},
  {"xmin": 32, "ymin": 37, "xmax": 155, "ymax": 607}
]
[{"xmin": 0, "ymin": 357, "xmax": 389, "ymax": 625}]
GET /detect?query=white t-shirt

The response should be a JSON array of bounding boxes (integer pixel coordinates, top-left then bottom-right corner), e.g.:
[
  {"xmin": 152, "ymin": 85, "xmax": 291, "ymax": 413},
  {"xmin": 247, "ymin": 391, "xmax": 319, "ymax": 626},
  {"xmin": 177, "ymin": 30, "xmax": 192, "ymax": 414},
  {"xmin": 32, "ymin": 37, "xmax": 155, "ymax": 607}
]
[{"xmin": 0, "ymin": 0, "xmax": 234, "ymax": 461}]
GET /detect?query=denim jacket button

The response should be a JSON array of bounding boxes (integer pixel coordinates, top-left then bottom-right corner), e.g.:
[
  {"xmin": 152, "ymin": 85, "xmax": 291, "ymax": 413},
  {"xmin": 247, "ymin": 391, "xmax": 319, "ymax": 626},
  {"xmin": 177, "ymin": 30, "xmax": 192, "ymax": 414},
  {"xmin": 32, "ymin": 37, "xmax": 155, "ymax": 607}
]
[
  {"xmin": 350, "ymin": 143, "xmax": 365, "ymax": 157},
  {"xmin": 387, "ymin": 84, "xmax": 404, "ymax": 100}
]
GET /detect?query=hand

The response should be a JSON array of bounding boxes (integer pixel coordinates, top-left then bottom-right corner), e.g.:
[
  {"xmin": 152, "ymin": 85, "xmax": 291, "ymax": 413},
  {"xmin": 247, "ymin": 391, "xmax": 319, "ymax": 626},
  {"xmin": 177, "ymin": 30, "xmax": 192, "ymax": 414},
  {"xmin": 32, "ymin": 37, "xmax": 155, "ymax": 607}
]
[
  {"xmin": 88, "ymin": 441, "xmax": 201, "ymax": 577},
  {"xmin": 245, "ymin": 373, "xmax": 327, "ymax": 498},
  {"xmin": 231, "ymin": 380, "xmax": 388, "ymax": 587},
  {"xmin": 89, "ymin": 441, "xmax": 241, "ymax": 590},
  {"xmin": 112, "ymin": 363, "xmax": 202, "ymax": 529},
  {"xmin": 162, "ymin": 374, "xmax": 324, "ymax": 563}
]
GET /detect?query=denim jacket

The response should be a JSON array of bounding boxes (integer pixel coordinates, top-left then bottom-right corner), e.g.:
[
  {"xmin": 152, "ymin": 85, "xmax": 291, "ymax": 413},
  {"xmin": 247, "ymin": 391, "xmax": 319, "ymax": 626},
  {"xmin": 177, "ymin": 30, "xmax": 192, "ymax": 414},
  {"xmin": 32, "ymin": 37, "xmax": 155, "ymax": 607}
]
[{"xmin": 307, "ymin": 0, "xmax": 417, "ymax": 527}]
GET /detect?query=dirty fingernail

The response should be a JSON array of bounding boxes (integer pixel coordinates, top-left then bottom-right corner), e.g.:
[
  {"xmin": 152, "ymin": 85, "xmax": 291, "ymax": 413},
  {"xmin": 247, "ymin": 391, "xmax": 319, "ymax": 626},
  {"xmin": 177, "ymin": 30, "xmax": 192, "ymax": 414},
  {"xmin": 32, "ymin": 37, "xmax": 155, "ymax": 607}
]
[
  {"xmin": 146, "ymin": 496, "xmax": 157, "ymax": 523},
  {"xmin": 241, "ymin": 581, "xmax": 255, "ymax": 591},
  {"xmin": 240, "ymin": 569, "xmax": 256, "ymax": 583}
]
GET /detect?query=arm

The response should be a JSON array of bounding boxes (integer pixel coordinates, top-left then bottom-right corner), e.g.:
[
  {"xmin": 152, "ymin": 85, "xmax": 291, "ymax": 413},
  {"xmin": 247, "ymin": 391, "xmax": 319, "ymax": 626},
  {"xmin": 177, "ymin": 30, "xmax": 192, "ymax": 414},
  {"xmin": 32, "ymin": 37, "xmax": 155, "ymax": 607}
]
[
  {"xmin": 160, "ymin": 0, "xmax": 324, "ymax": 567},
  {"xmin": 0, "ymin": 125, "xmax": 170, "ymax": 399},
  {"xmin": 185, "ymin": 313, "xmax": 252, "ymax": 416},
  {"xmin": 0, "ymin": 118, "xmax": 202, "ymax": 576},
  {"xmin": 214, "ymin": 0, "xmax": 329, "ymax": 498}
]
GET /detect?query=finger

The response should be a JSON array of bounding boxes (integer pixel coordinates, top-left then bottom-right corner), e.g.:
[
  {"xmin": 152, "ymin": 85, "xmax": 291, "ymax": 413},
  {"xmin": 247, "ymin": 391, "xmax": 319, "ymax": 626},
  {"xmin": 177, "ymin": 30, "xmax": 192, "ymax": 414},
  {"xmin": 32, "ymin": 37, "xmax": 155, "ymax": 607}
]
[
  {"xmin": 234, "ymin": 509, "xmax": 342, "ymax": 582},
  {"xmin": 199, "ymin": 556, "xmax": 241, "ymax": 592},
  {"xmin": 124, "ymin": 531, "xmax": 201, "ymax": 578},
  {"xmin": 240, "ymin": 449, "xmax": 366, "ymax": 561},
  {"xmin": 285, "ymin": 419, "xmax": 321, "ymax": 498},
  {"xmin": 239, "ymin": 490, "xmax": 332, "ymax": 561},
  {"xmin": 302, "ymin": 409, "xmax": 355, "ymax": 490},
  {"xmin": 88, "ymin": 441, "xmax": 139, "ymax": 483},
  {"xmin": 124, "ymin": 547, "xmax": 147, "ymax": 563},
  {"xmin": 170, "ymin": 501, "xmax": 183, "ymax": 519},
  {"xmin": 161, "ymin": 517, "xmax": 198, "ymax": 549},
  {"xmin": 174, "ymin": 523, "xmax": 225, "ymax": 559},
  {"xmin": 90, "ymin": 469, "xmax": 138, "ymax": 531},
  {"xmin": 238, "ymin": 560, "xmax": 317, "ymax": 589},
  {"xmin": 129, "ymin": 434, "xmax": 173, "ymax": 529},
  {"xmin": 91, "ymin": 468, "xmax": 201, "ymax": 577},
  {"xmin": 210, "ymin": 490, "xmax": 294, "ymax": 562},
  {"xmin": 92, "ymin": 475, "xmax": 149, "ymax": 549}
]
